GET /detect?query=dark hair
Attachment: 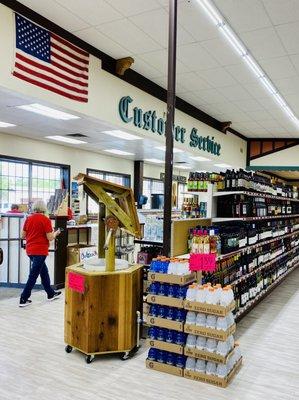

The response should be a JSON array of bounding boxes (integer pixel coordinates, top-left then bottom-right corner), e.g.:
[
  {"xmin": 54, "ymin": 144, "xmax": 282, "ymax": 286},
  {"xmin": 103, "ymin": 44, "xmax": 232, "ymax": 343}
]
[{"xmin": 11, "ymin": 204, "xmax": 19, "ymax": 210}]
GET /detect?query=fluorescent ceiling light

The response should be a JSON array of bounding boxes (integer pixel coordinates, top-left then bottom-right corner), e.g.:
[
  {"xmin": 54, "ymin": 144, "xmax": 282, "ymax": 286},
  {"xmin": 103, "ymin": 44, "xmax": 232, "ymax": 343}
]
[
  {"xmin": 174, "ymin": 165, "xmax": 191, "ymax": 170},
  {"xmin": 190, "ymin": 156, "xmax": 211, "ymax": 162},
  {"xmin": 104, "ymin": 149, "xmax": 134, "ymax": 156},
  {"xmin": 144, "ymin": 158, "xmax": 164, "ymax": 164},
  {"xmin": 17, "ymin": 103, "xmax": 80, "ymax": 120},
  {"xmin": 46, "ymin": 135, "xmax": 86, "ymax": 144},
  {"xmin": 155, "ymin": 146, "xmax": 183, "ymax": 153},
  {"xmin": 214, "ymin": 163, "xmax": 232, "ymax": 169},
  {"xmin": 102, "ymin": 130, "xmax": 142, "ymax": 140},
  {"xmin": 197, "ymin": 0, "xmax": 299, "ymax": 127},
  {"xmin": 0, "ymin": 121, "xmax": 16, "ymax": 128}
]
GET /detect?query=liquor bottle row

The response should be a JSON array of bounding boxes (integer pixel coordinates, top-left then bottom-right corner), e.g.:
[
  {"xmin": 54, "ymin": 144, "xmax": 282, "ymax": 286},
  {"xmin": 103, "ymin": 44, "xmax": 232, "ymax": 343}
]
[
  {"xmin": 187, "ymin": 172, "xmax": 222, "ymax": 192},
  {"xmin": 233, "ymin": 251, "xmax": 299, "ymax": 312},
  {"xmin": 189, "ymin": 228, "xmax": 221, "ymax": 255},
  {"xmin": 181, "ymin": 198, "xmax": 207, "ymax": 219},
  {"xmin": 217, "ymin": 194, "xmax": 299, "ymax": 218}
]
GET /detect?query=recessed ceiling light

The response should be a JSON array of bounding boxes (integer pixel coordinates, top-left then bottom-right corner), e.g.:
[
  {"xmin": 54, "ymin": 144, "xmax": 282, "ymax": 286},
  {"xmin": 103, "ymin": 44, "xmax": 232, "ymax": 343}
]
[
  {"xmin": 144, "ymin": 158, "xmax": 164, "ymax": 164},
  {"xmin": 155, "ymin": 146, "xmax": 183, "ymax": 153},
  {"xmin": 104, "ymin": 149, "xmax": 134, "ymax": 156},
  {"xmin": 174, "ymin": 165, "xmax": 191, "ymax": 170},
  {"xmin": 17, "ymin": 103, "xmax": 80, "ymax": 120},
  {"xmin": 190, "ymin": 156, "xmax": 211, "ymax": 162},
  {"xmin": 214, "ymin": 163, "xmax": 232, "ymax": 169},
  {"xmin": 0, "ymin": 121, "xmax": 16, "ymax": 128},
  {"xmin": 46, "ymin": 135, "xmax": 87, "ymax": 144},
  {"xmin": 102, "ymin": 130, "xmax": 142, "ymax": 140}
]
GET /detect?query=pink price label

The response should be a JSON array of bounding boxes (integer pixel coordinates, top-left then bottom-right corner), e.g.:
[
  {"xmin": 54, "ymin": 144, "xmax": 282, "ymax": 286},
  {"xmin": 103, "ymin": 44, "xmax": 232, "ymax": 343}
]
[
  {"xmin": 189, "ymin": 253, "xmax": 217, "ymax": 272},
  {"xmin": 68, "ymin": 272, "xmax": 85, "ymax": 293}
]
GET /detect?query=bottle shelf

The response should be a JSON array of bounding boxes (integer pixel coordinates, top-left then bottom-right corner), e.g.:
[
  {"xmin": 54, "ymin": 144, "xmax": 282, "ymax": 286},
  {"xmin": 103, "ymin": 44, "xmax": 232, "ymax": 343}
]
[
  {"xmin": 212, "ymin": 213, "xmax": 299, "ymax": 223},
  {"xmin": 214, "ymin": 190, "xmax": 299, "ymax": 202},
  {"xmin": 235, "ymin": 262, "xmax": 299, "ymax": 321},
  {"xmin": 230, "ymin": 245, "xmax": 299, "ymax": 286}
]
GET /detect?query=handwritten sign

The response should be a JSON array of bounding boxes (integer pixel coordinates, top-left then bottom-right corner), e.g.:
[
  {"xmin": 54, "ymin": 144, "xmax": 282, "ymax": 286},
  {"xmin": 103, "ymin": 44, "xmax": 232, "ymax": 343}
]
[
  {"xmin": 68, "ymin": 272, "xmax": 85, "ymax": 294},
  {"xmin": 189, "ymin": 253, "xmax": 217, "ymax": 272},
  {"xmin": 79, "ymin": 246, "xmax": 97, "ymax": 262}
]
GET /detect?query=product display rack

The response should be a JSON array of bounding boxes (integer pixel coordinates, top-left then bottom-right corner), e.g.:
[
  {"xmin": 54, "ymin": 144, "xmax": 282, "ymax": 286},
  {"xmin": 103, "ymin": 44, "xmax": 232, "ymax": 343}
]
[
  {"xmin": 212, "ymin": 214, "xmax": 299, "ymax": 223},
  {"xmin": 213, "ymin": 191, "xmax": 299, "ymax": 202}
]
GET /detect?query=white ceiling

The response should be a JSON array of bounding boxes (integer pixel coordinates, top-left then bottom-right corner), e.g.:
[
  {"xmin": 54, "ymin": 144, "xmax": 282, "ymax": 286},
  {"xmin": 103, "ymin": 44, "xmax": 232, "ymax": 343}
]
[{"xmin": 13, "ymin": 0, "xmax": 299, "ymax": 138}]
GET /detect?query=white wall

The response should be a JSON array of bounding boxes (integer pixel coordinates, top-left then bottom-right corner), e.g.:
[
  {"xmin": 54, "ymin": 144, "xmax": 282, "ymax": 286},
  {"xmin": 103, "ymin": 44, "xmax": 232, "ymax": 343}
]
[{"xmin": 250, "ymin": 145, "xmax": 299, "ymax": 168}]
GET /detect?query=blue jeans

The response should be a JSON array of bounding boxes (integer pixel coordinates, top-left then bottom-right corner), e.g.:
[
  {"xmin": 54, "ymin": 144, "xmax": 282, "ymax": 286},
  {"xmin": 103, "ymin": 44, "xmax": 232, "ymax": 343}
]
[{"xmin": 21, "ymin": 255, "xmax": 55, "ymax": 300}]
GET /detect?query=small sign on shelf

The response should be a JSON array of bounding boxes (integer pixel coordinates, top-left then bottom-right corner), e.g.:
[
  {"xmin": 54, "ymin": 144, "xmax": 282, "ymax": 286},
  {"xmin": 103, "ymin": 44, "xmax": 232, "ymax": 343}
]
[{"xmin": 189, "ymin": 253, "xmax": 217, "ymax": 272}]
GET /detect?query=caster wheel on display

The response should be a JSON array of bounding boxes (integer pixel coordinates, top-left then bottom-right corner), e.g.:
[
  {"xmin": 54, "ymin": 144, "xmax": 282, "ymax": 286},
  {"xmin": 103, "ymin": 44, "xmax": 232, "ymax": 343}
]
[
  {"xmin": 65, "ymin": 345, "xmax": 73, "ymax": 353},
  {"xmin": 86, "ymin": 355, "xmax": 94, "ymax": 364},
  {"xmin": 120, "ymin": 352, "xmax": 130, "ymax": 361}
]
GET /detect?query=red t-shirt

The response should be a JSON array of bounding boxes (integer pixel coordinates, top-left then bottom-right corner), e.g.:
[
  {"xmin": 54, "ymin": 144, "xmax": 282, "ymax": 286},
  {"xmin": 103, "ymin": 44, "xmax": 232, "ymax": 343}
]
[{"xmin": 23, "ymin": 213, "xmax": 53, "ymax": 256}]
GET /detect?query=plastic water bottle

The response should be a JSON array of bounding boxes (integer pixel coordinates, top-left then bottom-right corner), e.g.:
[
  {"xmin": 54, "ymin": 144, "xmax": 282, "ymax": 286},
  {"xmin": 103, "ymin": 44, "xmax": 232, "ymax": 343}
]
[
  {"xmin": 158, "ymin": 305, "xmax": 166, "ymax": 318},
  {"xmin": 168, "ymin": 284, "xmax": 178, "ymax": 298},
  {"xmin": 149, "ymin": 258, "xmax": 157, "ymax": 272},
  {"xmin": 206, "ymin": 338, "xmax": 217, "ymax": 353},
  {"xmin": 180, "ymin": 259, "xmax": 190, "ymax": 275},
  {"xmin": 175, "ymin": 309, "xmax": 186, "ymax": 322},
  {"xmin": 195, "ymin": 286, "xmax": 206, "ymax": 303},
  {"xmin": 195, "ymin": 312, "xmax": 207, "ymax": 327},
  {"xmin": 175, "ymin": 332, "xmax": 186, "ymax": 346},
  {"xmin": 166, "ymin": 307, "xmax": 176, "ymax": 320},
  {"xmin": 166, "ymin": 352, "xmax": 175, "ymax": 366},
  {"xmin": 216, "ymin": 316, "xmax": 228, "ymax": 331},
  {"xmin": 167, "ymin": 259, "xmax": 176, "ymax": 274},
  {"xmin": 157, "ymin": 328, "xmax": 166, "ymax": 341},
  {"xmin": 149, "ymin": 304, "xmax": 159, "ymax": 317},
  {"xmin": 227, "ymin": 355, "xmax": 234, "ymax": 373},
  {"xmin": 177, "ymin": 286, "xmax": 187, "ymax": 299},
  {"xmin": 186, "ymin": 311, "xmax": 197, "ymax": 325},
  {"xmin": 165, "ymin": 330, "xmax": 174, "ymax": 343},
  {"xmin": 158, "ymin": 283, "xmax": 168, "ymax": 296},
  {"xmin": 148, "ymin": 282, "xmax": 159, "ymax": 295},
  {"xmin": 175, "ymin": 355, "xmax": 186, "ymax": 368},
  {"xmin": 148, "ymin": 327, "xmax": 157, "ymax": 340},
  {"xmin": 196, "ymin": 336, "xmax": 206, "ymax": 350},
  {"xmin": 148, "ymin": 348, "xmax": 156, "ymax": 361},
  {"xmin": 186, "ymin": 334, "xmax": 197, "ymax": 348},
  {"xmin": 213, "ymin": 284, "xmax": 222, "ymax": 304},
  {"xmin": 206, "ymin": 314, "xmax": 217, "ymax": 329},
  {"xmin": 225, "ymin": 285, "xmax": 234, "ymax": 304},
  {"xmin": 206, "ymin": 361, "xmax": 217, "ymax": 376},
  {"xmin": 216, "ymin": 339, "xmax": 229, "ymax": 356},
  {"xmin": 220, "ymin": 287, "xmax": 231, "ymax": 306},
  {"xmin": 156, "ymin": 350, "xmax": 167, "ymax": 363},
  {"xmin": 234, "ymin": 346, "xmax": 242, "ymax": 363},
  {"xmin": 226, "ymin": 312, "xmax": 235, "ymax": 327},
  {"xmin": 185, "ymin": 357, "xmax": 196, "ymax": 371},
  {"xmin": 206, "ymin": 288, "xmax": 217, "ymax": 305},
  {"xmin": 216, "ymin": 363, "xmax": 228, "ymax": 378},
  {"xmin": 186, "ymin": 284, "xmax": 197, "ymax": 301},
  {"xmin": 195, "ymin": 359, "xmax": 206, "ymax": 373},
  {"xmin": 228, "ymin": 335, "xmax": 235, "ymax": 351}
]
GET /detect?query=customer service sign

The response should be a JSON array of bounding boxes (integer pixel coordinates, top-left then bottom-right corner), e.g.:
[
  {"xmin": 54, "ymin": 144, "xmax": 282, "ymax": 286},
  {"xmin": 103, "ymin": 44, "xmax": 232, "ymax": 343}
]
[{"xmin": 118, "ymin": 96, "xmax": 221, "ymax": 156}]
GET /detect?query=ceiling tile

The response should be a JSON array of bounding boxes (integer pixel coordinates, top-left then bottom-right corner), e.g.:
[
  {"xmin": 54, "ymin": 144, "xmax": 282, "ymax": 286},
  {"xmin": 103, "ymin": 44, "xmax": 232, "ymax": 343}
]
[
  {"xmin": 177, "ymin": 43, "xmax": 219, "ymax": 71},
  {"xmin": 240, "ymin": 27, "xmax": 286, "ymax": 60},
  {"xmin": 178, "ymin": 1, "xmax": 221, "ymax": 41},
  {"xmin": 245, "ymin": 109, "xmax": 274, "ymax": 121},
  {"xmin": 139, "ymin": 49, "xmax": 190, "ymax": 74},
  {"xmin": 262, "ymin": 0, "xmax": 299, "ymax": 25},
  {"xmin": 276, "ymin": 22, "xmax": 299, "ymax": 55},
  {"xmin": 289, "ymin": 54, "xmax": 299, "ymax": 75},
  {"xmin": 151, "ymin": 76, "xmax": 188, "ymax": 95},
  {"xmin": 176, "ymin": 72, "xmax": 211, "ymax": 92},
  {"xmin": 190, "ymin": 88, "xmax": 229, "ymax": 104},
  {"xmin": 259, "ymin": 56, "xmax": 297, "ymax": 80},
  {"xmin": 76, "ymin": 27, "xmax": 129, "ymax": 58},
  {"xmin": 217, "ymin": 85, "xmax": 253, "ymax": 101},
  {"xmin": 200, "ymin": 37, "xmax": 242, "ymax": 66},
  {"xmin": 56, "ymin": 0, "xmax": 123, "ymax": 26},
  {"xmin": 214, "ymin": 0, "xmax": 272, "ymax": 32},
  {"xmin": 129, "ymin": 8, "xmax": 194, "ymax": 48},
  {"xmin": 224, "ymin": 63, "xmax": 258, "ymax": 85},
  {"xmin": 179, "ymin": 92, "xmax": 208, "ymax": 107},
  {"xmin": 197, "ymin": 68, "xmax": 237, "ymax": 88},
  {"xmin": 258, "ymin": 119, "xmax": 285, "ymax": 129},
  {"xmin": 104, "ymin": 0, "xmax": 161, "ymax": 17},
  {"xmin": 96, "ymin": 19, "xmax": 162, "ymax": 54},
  {"xmin": 19, "ymin": 0, "xmax": 89, "ymax": 31},
  {"xmin": 232, "ymin": 98, "xmax": 265, "ymax": 112},
  {"xmin": 275, "ymin": 76, "xmax": 299, "ymax": 96},
  {"xmin": 228, "ymin": 110, "xmax": 254, "ymax": 123},
  {"xmin": 131, "ymin": 57, "xmax": 163, "ymax": 79},
  {"xmin": 243, "ymin": 82, "xmax": 270, "ymax": 98},
  {"xmin": 205, "ymin": 101, "xmax": 241, "ymax": 115}
]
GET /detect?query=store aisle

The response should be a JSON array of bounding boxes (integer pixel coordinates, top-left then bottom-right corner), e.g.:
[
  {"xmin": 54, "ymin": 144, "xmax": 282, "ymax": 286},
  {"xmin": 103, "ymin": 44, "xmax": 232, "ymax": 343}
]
[{"xmin": 0, "ymin": 269, "xmax": 298, "ymax": 400}]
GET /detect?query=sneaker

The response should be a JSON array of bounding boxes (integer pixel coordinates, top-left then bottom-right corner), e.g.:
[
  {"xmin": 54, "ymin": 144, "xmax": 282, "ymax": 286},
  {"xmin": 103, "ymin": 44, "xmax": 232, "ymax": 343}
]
[
  {"xmin": 19, "ymin": 298, "xmax": 32, "ymax": 308},
  {"xmin": 48, "ymin": 291, "xmax": 62, "ymax": 301}
]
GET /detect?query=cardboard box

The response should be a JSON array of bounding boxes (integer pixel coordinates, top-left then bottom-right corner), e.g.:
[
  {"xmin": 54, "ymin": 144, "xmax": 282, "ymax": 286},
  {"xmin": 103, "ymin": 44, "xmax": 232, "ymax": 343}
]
[
  {"xmin": 146, "ymin": 339, "xmax": 184, "ymax": 354},
  {"xmin": 67, "ymin": 245, "xmax": 97, "ymax": 267},
  {"xmin": 184, "ymin": 346, "xmax": 235, "ymax": 364},
  {"xmin": 147, "ymin": 294, "xmax": 184, "ymax": 308},
  {"xmin": 146, "ymin": 359, "xmax": 184, "ymax": 377},
  {"xmin": 184, "ymin": 357, "xmax": 242, "ymax": 388},
  {"xmin": 147, "ymin": 316, "xmax": 184, "ymax": 331},
  {"xmin": 148, "ymin": 272, "xmax": 196, "ymax": 285},
  {"xmin": 184, "ymin": 323, "xmax": 236, "ymax": 341},
  {"xmin": 184, "ymin": 300, "xmax": 235, "ymax": 316}
]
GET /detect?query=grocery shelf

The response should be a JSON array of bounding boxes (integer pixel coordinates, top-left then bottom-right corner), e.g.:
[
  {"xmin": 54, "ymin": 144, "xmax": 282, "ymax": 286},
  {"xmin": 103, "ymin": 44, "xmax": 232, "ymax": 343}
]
[
  {"xmin": 235, "ymin": 262, "xmax": 299, "ymax": 322},
  {"xmin": 212, "ymin": 214, "xmax": 299, "ymax": 223},
  {"xmin": 134, "ymin": 239, "xmax": 163, "ymax": 246},
  {"xmin": 230, "ymin": 246, "xmax": 299, "ymax": 286},
  {"xmin": 213, "ymin": 190, "xmax": 299, "ymax": 202}
]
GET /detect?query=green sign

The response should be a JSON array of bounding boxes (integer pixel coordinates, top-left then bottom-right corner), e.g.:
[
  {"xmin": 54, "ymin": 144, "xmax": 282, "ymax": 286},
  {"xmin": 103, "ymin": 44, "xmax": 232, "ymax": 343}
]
[{"xmin": 118, "ymin": 96, "xmax": 221, "ymax": 156}]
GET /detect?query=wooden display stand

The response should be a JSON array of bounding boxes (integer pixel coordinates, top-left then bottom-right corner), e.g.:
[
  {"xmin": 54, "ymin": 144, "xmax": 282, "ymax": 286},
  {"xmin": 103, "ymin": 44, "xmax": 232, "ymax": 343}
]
[{"xmin": 65, "ymin": 264, "xmax": 143, "ymax": 362}]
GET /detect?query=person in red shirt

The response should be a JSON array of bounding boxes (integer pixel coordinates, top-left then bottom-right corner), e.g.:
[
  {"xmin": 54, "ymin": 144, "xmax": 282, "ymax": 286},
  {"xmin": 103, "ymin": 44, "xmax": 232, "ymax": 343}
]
[
  {"xmin": 7, "ymin": 204, "xmax": 23, "ymax": 214},
  {"xmin": 20, "ymin": 200, "xmax": 61, "ymax": 307}
]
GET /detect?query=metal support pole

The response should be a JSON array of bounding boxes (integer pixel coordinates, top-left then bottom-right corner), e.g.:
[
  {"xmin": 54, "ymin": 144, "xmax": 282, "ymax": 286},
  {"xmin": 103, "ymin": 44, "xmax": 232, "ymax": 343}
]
[{"xmin": 163, "ymin": 0, "xmax": 177, "ymax": 256}]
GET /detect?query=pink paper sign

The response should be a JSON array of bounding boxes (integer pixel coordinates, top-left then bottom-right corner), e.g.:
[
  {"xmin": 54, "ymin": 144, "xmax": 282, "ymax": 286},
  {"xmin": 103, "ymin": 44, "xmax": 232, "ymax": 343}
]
[
  {"xmin": 189, "ymin": 253, "xmax": 217, "ymax": 272},
  {"xmin": 68, "ymin": 272, "xmax": 85, "ymax": 294}
]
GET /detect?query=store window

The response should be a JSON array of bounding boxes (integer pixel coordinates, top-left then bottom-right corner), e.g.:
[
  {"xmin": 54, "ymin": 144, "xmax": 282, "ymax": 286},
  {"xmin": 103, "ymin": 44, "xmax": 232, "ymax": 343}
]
[
  {"xmin": 0, "ymin": 157, "xmax": 69, "ymax": 212},
  {"xmin": 142, "ymin": 178, "xmax": 164, "ymax": 209},
  {"xmin": 177, "ymin": 182, "xmax": 188, "ymax": 210},
  {"xmin": 86, "ymin": 169, "xmax": 131, "ymax": 214}
]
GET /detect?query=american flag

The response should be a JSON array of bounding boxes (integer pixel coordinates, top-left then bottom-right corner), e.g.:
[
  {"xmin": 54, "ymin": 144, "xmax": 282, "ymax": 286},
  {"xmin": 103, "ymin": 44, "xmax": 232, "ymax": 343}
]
[{"xmin": 13, "ymin": 14, "xmax": 89, "ymax": 103}]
